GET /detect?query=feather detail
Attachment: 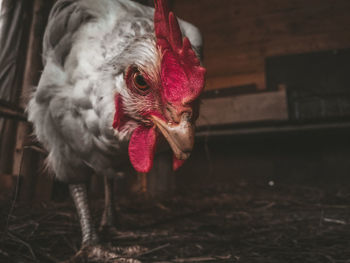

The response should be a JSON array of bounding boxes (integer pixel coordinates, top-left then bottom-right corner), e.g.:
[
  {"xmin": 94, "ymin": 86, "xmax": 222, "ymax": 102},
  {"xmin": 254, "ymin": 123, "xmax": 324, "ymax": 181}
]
[{"xmin": 28, "ymin": 0, "xmax": 205, "ymax": 181}]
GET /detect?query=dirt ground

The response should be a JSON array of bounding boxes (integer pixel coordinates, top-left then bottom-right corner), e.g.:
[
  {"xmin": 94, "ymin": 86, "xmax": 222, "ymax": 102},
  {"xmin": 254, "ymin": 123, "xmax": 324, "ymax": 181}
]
[{"xmin": 1, "ymin": 182, "xmax": 350, "ymax": 263}]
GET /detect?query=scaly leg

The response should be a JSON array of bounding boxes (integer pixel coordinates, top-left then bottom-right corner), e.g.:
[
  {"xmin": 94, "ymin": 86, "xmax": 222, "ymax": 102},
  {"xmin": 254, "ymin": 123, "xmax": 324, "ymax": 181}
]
[
  {"xmin": 69, "ymin": 184, "xmax": 99, "ymax": 247},
  {"xmin": 67, "ymin": 184, "xmax": 142, "ymax": 263}
]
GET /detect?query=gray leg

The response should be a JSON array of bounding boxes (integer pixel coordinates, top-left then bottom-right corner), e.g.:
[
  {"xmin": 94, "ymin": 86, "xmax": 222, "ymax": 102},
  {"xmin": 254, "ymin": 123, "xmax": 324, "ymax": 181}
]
[
  {"xmin": 68, "ymin": 183, "xmax": 143, "ymax": 263},
  {"xmin": 69, "ymin": 184, "xmax": 99, "ymax": 247},
  {"xmin": 100, "ymin": 176, "xmax": 116, "ymax": 229}
]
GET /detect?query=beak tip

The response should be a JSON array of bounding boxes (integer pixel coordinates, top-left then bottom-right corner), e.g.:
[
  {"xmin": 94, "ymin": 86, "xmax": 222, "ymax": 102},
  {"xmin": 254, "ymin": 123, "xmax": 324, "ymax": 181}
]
[
  {"xmin": 150, "ymin": 114, "xmax": 194, "ymax": 161},
  {"xmin": 175, "ymin": 150, "xmax": 191, "ymax": 160}
]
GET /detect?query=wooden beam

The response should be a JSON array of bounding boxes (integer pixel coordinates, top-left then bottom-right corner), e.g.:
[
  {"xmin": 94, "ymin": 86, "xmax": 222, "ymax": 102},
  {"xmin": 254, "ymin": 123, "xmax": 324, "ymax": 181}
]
[
  {"xmin": 0, "ymin": 99, "xmax": 26, "ymax": 121},
  {"xmin": 197, "ymin": 87, "xmax": 288, "ymax": 127},
  {"xmin": 196, "ymin": 121, "xmax": 350, "ymax": 138},
  {"xmin": 206, "ymin": 72, "xmax": 266, "ymax": 91}
]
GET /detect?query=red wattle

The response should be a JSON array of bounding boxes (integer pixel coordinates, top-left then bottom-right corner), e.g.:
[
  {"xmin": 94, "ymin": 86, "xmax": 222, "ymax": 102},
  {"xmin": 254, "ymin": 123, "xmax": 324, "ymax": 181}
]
[
  {"xmin": 128, "ymin": 126, "xmax": 157, "ymax": 173},
  {"xmin": 173, "ymin": 155, "xmax": 185, "ymax": 171},
  {"xmin": 113, "ymin": 94, "xmax": 126, "ymax": 131}
]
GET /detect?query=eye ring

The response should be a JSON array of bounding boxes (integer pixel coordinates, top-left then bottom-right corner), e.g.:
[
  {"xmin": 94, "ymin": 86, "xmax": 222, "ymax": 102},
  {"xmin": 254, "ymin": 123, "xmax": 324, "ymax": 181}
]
[{"xmin": 133, "ymin": 72, "xmax": 150, "ymax": 92}]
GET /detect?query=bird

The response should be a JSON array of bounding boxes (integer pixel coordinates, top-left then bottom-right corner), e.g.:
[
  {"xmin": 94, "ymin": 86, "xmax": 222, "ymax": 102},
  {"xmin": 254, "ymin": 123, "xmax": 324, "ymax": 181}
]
[{"xmin": 28, "ymin": 0, "xmax": 205, "ymax": 261}]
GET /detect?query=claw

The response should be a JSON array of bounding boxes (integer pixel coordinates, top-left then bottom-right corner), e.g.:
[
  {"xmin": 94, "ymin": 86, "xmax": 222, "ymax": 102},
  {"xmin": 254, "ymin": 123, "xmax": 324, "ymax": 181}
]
[{"xmin": 110, "ymin": 245, "xmax": 148, "ymax": 257}]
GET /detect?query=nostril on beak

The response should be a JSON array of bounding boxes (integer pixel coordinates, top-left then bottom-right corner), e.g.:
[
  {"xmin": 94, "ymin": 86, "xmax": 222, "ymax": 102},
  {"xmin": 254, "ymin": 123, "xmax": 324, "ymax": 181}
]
[
  {"xmin": 150, "ymin": 112, "xmax": 195, "ymax": 160},
  {"xmin": 166, "ymin": 104, "xmax": 193, "ymax": 124},
  {"xmin": 181, "ymin": 111, "xmax": 192, "ymax": 122}
]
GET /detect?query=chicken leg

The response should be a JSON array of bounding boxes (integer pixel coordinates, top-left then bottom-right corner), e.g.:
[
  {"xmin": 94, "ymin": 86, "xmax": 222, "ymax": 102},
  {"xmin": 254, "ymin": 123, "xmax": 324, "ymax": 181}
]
[
  {"xmin": 68, "ymin": 184, "xmax": 141, "ymax": 263},
  {"xmin": 70, "ymin": 184, "xmax": 99, "ymax": 247}
]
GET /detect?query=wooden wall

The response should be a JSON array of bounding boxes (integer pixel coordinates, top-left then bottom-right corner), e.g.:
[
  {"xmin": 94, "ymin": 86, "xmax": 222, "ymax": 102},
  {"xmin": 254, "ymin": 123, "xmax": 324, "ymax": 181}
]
[{"xmin": 173, "ymin": 0, "xmax": 350, "ymax": 90}]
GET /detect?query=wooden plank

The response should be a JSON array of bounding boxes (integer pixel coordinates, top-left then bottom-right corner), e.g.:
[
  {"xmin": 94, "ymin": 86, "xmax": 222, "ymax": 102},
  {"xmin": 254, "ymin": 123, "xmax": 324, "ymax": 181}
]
[
  {"xmin": 206, "ymin": 72, "xmax": 266, "ymax": 91},
  {"xmin": 196, "ymin": 121, "xmax": 350, "ymax": 138},
  {"xmin": 0, "ymin": 104, "xmax": 26, "ymax": 120},
  {"xmin": 196, "ymin": 87, "xmax": 288, "ymax": 127},
  {"xmin": 204, "ymin": 31, "xmax": 350, "ymax": 77}
]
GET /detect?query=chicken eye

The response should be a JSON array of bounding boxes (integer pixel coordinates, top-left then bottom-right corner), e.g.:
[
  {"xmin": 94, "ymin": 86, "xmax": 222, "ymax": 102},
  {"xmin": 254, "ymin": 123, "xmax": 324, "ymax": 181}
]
[{"xmin": 133, "ymin": 73, "xmax": 149, "ymax": 91}]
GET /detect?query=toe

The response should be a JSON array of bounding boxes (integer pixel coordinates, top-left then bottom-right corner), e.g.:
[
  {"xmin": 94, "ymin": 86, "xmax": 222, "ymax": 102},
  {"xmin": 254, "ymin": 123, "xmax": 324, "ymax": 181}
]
[
  {"xmin": 63, "ymin": 245, "xmax": 141, "ymax": 263},
  {"xmin": 110, "ymin": 245, "xmax": 148, "ymax": 256},
  {"xmin": 87, "ymin": 245, "xmax": 141, "ymax": 263}
]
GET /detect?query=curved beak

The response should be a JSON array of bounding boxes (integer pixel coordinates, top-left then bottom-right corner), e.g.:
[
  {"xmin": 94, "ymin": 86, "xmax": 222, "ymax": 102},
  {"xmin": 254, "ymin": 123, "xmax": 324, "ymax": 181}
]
[{"xmin": 150, "ymin": 113, "xmax": 195, "ymax": 160}]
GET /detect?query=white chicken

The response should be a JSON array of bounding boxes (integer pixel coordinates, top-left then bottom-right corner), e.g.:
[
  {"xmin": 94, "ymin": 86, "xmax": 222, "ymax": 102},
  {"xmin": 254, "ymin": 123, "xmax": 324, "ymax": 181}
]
[{"xmin": 28, "ymin": 0, "xmax": 205, "ymax": 261}]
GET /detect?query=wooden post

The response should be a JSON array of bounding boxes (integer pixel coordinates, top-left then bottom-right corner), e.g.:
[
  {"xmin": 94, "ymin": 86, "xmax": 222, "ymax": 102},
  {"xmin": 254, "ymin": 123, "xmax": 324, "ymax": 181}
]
[
  {"xmin": 0, "ymin": 0, "xmax": 33, "ymax": 193},
  {"xmin": 11, "ymin": 0, "xmax": 55, "ymax": 202}
]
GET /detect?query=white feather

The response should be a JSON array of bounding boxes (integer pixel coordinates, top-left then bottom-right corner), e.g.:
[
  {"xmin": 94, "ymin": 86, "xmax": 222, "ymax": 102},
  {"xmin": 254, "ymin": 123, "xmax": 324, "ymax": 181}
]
[{"xmin": 28, "ymin": 0, "xmax": 203, "ymax": 182}]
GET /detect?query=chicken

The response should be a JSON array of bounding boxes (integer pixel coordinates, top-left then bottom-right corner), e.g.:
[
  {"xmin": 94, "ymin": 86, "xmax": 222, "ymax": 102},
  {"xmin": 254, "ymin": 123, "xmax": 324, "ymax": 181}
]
[{"xmin": 28, "ymin": 0, "xmax": 205, "ymax": 261}]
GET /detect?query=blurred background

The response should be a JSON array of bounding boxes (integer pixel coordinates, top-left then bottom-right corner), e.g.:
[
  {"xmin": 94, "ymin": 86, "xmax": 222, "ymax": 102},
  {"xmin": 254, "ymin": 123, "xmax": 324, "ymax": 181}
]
[{"xmin": 0, "ymin": 0, "xmax": 350, "ymax": 201}]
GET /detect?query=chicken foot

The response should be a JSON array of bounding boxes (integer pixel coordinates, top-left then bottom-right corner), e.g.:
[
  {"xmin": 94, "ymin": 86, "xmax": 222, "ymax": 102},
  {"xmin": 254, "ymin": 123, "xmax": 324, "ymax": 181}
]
[
  {"xmin": 65, "ymin": 245, "xmax": 143, "ymax": 263},
  {"xmin": 68, "ymin": 184, "xmax": 142, "ymax": 263}
]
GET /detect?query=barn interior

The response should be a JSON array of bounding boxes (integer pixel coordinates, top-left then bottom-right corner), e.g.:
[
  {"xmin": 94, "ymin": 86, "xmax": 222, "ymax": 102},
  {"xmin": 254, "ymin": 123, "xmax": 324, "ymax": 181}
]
[{"xmin": 0, "ymin": 0, "xmax": 349, "ymax": 262}]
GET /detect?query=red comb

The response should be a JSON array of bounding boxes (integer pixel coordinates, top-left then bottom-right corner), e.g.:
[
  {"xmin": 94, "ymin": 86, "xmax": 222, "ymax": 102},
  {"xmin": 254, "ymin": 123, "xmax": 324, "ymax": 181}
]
[{"xmin": 154, "ymin": 0, "xmax": 206, "ymax": 105}]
